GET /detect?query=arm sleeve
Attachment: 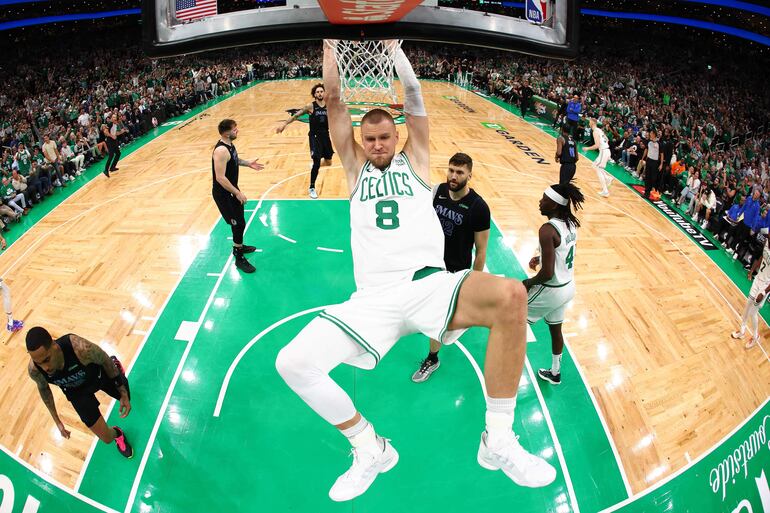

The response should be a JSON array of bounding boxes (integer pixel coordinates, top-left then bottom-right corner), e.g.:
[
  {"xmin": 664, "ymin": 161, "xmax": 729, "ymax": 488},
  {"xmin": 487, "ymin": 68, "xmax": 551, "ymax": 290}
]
[{"xmin": 393, "ymin": 48, "xmax": 426, "ymax": 117}]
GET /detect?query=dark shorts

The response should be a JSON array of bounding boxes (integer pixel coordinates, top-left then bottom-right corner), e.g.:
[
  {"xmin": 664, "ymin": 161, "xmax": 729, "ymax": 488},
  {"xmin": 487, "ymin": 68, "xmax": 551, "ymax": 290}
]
[
  {"xmin": 212, "ymin": 190, "xmax": 245, "ymax": 228},
  {"xmin": 309, "ymin": 133, "xmax": 334, "ymax": 160},
  {"xmin": 559, "ymin": 162, "xmax": 576, "ymax": 184},
  {"xmin": 67, "ymin": 372, "xmax": 131, "ymax": 427}
]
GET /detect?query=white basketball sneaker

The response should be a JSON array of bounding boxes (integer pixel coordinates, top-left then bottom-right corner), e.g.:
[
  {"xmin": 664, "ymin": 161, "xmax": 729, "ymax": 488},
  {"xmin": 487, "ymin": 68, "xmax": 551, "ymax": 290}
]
[
  {"xmin": 329, "ymin": 437, "xmax": 399, "ymax": 502},
  {"xmin": 477, "ymin": 431, "xmax": 556, "ymax": 488},
  {"xmin": 309, "ymin": 187, "xmax": 318, "ymax": 199}
]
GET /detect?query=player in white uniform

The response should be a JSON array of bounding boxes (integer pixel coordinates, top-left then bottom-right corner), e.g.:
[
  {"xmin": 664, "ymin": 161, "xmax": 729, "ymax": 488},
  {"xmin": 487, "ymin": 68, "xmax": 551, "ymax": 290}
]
[
  {"xmin": 0, "ymin": 278, "xmax": 23, "ymax": 332},
  {"xmin": 525, "ymin": 183, "xmax": 584, "ymax": 385},
  {"xmin": 731, "ymin": 236, "xmax": 770, "ymax": 349},
  {"xmin": 584, "ymin": 118, "xmax": 615, "ymax": 197},
  {"xmin": 275, "ymin": 41, "xmax": 555, "ymax": 502}
]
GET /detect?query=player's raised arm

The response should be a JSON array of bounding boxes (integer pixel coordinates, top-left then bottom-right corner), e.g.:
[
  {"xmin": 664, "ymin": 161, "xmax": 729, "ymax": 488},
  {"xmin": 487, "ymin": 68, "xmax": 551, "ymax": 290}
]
[
  {"xmin": 394, "ymin": 46, "xmax": 429, "ymax": 184},
  {"xmin": 276, "ymin": 103, "xmax": 313, "ymax": 133},
  {"xmin": 323, "ymin": 41, "xmax": 364, "ymax": 189}
]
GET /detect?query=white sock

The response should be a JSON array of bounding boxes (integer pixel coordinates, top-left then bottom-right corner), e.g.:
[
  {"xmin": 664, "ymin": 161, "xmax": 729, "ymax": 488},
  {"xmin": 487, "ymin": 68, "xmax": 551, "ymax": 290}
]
[
  {"xmin": 551, "ymin": 353, "xmax": 562, "ymax": 375},
  {"xmin": 750, "ymin": 306, "xmax": 759, "ymax": 340},
  {"xmin": 485, "ymin": 396, "xmax": 516, "ymax": 447},
  {"xmin": 346, "ymin": 422, "xmax": 380, "ymax": 452},
  {"xmin": 6, "ymin": 313, "xmax": 12, "ymax": 324}
]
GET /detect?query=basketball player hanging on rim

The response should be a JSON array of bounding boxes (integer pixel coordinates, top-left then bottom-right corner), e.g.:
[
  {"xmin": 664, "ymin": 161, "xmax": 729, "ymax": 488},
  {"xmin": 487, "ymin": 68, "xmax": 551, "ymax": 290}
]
[
  {"xmin": 26, "ymin": 327, "xmax": 134, "ymax": 458},
  {"xmin": 276, "ymin": 83, "xmax": 334, "ymax": 199},
  {"xmin": 555, "ymin": 124, "xmax": 579, "ymax": 185},
  {"xmin": 584, "ymin": 118, "xmax": 614, "ymax": 197},
  {"xmin": 524, "ymin": 183, "xmax": 584, "ymax": 385},
  {"xmin": 275, "ymin": 40, "xmax": 555, "ymax": 502},
  {"xmin": 212, "ymin": 119, "xmax": 265, "ymax": 274}
]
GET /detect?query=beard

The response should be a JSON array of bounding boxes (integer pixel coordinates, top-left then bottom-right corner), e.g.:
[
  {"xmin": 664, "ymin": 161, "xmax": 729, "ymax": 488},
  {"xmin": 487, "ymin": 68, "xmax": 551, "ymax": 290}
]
[{"xmin": 447, "ymin": 177, "xmax": 468, "ymax": 191}]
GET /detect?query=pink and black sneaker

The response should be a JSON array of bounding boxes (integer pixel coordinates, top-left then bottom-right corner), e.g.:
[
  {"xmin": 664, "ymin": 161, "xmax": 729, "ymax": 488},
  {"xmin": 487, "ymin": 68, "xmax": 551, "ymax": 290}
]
[
  {"xmin": 113, "ymin": 426, "xmax": 133, "ymax": 459},
  {"xmin": 110, "ymin": 355, "xmax": 124, "ymax": 375}
]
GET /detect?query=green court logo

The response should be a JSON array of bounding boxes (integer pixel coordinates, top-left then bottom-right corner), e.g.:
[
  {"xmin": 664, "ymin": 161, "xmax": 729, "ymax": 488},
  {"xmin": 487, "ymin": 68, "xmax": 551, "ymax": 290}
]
[
  {"xmin": 482, "ymin": 122, "xmax": 506, "ymax": 130},
  {"xmin": 297, "ymin": 102, "xmax": 405, "ymax": 127}
]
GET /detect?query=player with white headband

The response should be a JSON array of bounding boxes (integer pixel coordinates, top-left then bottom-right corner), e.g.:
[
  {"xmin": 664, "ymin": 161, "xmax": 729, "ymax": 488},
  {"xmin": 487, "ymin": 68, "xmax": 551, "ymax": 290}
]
[{"xmin": 524, "ymin": 182, "xmax": 584, "ymax": 385}]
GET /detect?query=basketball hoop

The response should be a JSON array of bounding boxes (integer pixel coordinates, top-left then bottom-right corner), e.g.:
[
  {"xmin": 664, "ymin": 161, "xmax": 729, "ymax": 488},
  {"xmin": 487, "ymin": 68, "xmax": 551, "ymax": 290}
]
[{"xmin": 327, "ymin": 39, "xmax": 403, "ymax": 104}]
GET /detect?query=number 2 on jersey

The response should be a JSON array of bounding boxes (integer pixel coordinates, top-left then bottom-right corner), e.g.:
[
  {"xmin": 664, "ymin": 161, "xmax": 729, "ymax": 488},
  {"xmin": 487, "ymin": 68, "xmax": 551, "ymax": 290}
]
[
  {"xmin": 375, "ymin": 200, "xmax": 400, "ymax": 230},
  {"xmin": 565, "ymin": 246, "xmax": 575, "ymax": 269}
]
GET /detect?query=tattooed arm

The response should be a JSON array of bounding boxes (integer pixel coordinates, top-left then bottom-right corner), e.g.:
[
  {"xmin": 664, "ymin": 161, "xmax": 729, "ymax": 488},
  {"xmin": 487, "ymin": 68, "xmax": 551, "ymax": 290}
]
[
  {"xmin": 28, "ymin": 361, "xmax": 70, "ymax": 438},
  {"xmin": 71, "ymin": 334, "xmax": 131, "ymax": 417}
]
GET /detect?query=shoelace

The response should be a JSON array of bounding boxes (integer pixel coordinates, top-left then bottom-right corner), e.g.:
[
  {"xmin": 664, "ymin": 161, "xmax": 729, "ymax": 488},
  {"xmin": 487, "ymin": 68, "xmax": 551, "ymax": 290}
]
[
  {"xmin": 491, "ymin": 435, "xmax": 540, "ymax": 469},
  {"xmin": 418, "ymin": 359, "xmax": 436, "ymax": 374},
  {"xmin": 343, "ymin": 438, "xmax": 390, "ymax": 480}
]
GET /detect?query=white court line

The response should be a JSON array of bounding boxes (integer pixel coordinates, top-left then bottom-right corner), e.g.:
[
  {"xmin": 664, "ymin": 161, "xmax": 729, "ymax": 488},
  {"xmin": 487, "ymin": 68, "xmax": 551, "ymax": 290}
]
[
  {"xmin": 563, "ymin": 336, "xmax": 634, "ymax": 497},
  {"xmin": 317, "ymin": 246, "xmax": 344, "ymax": 253},
  {"xmin": 254, "ymin": 166, "xmax": 342, "ymax": 214},
  {"xmin": 74, "ymin": 215, "xmax": 221, "ymax": 492},
  {"xmin": 207, "ymin": 272, "xmax": 222, "ymax": 277},
  {"xmin": 0, "ymin": 149, "xmax": 310, "ymax": 279},
  {"xmin": 455, "ymin": 341, "xmax": 579, "ymax": 513},
  {"xmin": 599, "ymin": 397, "xmax": 769, "ymax": 513},
  {"xmin": 473, "ymin": 157, "xmax": 770, "ymax": 364},
  {"xmin": 487, "ymin": 209, "xmax": 632, "ymax": 497},
  {"xmin": 522, "ymin": 359, "xmax": 581, "ymax": 513},
  {"xmin": 1, "ymin": 443, "xmax": 119, "ymax": 513},
  {"xmin": 212, "ymin": 306, "xmax": 578, "ymax": 513},
  {"xmin": 475, "ymin": 151, "xmax": 770, "ymax": 491},
  {"xmin": 277, "ymin": 234, "xmax": 297, "ymax": 244},
  {"xmin": 214, "ymin": 306, "xmax": 327, "ymax": 417},
  {"xmin": 123, "ymin": 204, "xmax": 263, "ymax": 513}
]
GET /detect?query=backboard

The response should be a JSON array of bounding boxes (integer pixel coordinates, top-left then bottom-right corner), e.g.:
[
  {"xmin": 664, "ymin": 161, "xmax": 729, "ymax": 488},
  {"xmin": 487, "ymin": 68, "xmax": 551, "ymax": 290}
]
[{"xmin": 142, "ymin": 0, "xmax": 579, "ymax": 59}]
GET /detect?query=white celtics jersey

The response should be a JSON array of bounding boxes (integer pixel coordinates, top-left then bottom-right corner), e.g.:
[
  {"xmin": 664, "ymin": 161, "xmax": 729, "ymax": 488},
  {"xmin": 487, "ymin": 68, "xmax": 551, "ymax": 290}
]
[
  {"xmin": 755, "ymin": 243, "xmax": 770, "ymax": 284},
  {"xmin": 593, "ymin": 127, "xmax": 610, "ymax": 150},
  {"xmin": 349, "ymin": 151, "xmax": 445, "ymax": 289},
  {"xmin": 543, "ymin": 218, "xmax": 577, "ymax": 286}
]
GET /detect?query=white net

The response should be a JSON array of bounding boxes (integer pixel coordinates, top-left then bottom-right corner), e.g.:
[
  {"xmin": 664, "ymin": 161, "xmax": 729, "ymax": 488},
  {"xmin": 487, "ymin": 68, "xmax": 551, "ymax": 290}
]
[{"xmin": 329, "ymin": 39, "xmax": 403, "ymax": 104}]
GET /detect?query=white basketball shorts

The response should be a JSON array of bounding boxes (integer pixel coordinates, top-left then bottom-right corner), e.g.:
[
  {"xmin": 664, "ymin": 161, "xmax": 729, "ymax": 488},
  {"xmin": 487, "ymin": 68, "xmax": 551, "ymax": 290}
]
[
  {"xmin": 527, "ymin": 281, "xmax": 575, "ymax": 326},
  {"xmin": 319, "ymin": 269, "xmax": 472, "ymax": 369}
]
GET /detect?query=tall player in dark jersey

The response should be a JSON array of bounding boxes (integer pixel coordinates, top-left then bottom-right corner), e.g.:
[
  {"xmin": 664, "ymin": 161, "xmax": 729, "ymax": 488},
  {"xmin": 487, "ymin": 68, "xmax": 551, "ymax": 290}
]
[
  {"xmin": 411, "ymin": 153, "xmax": 491, "ymax": 382},
  {"xmin": 555, "ymin": 125, "xmax": 579, "ymax": 185},
  {"xmin": 213, "ymin": 119, "xmax": 265, "ymax": 274},
  {"xmin": 276, "ymin": 83, "xmax": 334, "ymax": 199},
  {"xmin": 26, "ymin": 326, "xmax": 134, "ymax": 458}
]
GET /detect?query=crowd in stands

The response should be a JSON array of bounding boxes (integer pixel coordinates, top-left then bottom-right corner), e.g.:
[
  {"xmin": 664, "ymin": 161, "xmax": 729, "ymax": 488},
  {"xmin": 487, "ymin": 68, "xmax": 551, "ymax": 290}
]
[
  {"xmin": 409, "ymin": 32, "xmax": 769, "ymax": 270},
  {"xmin": 1, "ymin": 20, "xmax": 768, "ymax": 267}
]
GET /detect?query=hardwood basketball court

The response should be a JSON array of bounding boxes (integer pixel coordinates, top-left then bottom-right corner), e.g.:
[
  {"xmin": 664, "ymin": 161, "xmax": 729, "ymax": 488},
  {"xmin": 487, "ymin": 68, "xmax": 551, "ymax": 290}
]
[{"xmin": 1, "ymin": 79, "xmax": 768, "ymax": 511}]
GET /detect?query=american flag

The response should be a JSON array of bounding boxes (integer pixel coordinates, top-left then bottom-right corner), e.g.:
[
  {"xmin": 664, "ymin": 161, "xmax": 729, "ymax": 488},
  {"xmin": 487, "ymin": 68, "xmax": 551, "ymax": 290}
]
[{"xmin": 175, "ymin": 0, "xmax": 217, "ymax": 22}]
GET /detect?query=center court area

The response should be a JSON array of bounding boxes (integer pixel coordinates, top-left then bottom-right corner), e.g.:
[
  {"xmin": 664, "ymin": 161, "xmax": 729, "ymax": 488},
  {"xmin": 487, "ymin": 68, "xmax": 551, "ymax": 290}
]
[{"xmin": 1, "ymin": 79, "xmax": 768, "ymax": 513}]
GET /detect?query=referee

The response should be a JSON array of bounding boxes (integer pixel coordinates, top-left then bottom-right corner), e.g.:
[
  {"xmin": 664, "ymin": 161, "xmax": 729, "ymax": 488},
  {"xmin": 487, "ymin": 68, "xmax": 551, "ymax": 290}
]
[
  {"xmin": 212, "ymin": 119, "xmax": 265, "ymax": 273},
  {"xmin": 555, "ymin": 125, "xmax": 579, "ymax": 184},
  {"xmin": 411, "ymin": 153, "xmax": 490, "ymax": 383}
]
